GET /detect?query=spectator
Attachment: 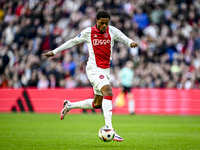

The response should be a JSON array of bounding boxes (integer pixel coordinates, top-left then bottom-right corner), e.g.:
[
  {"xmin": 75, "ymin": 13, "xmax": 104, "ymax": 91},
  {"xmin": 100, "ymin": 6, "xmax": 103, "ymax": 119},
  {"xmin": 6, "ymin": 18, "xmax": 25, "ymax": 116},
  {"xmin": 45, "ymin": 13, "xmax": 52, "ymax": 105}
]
[
  {"xmin": 62, "ymin": 52, "xmax": 76, "ymax": 76},
  {"xmin": 37, "ymin": 72, "xmax": 49, "ymax": 89},
  {"xmin": 28, "ymin": 70, "xmax": 38, "ymax": 87},
  {"xmin": 132, "ymin": 7, "xmax": 149, "ymax": 30},
  {"xmin": 150, "ymin": 4, "xmax": 164, "ymax": 25},
  {"xmin": 12, "ymin": 73, "xmax": 22, "ymax": 88}
]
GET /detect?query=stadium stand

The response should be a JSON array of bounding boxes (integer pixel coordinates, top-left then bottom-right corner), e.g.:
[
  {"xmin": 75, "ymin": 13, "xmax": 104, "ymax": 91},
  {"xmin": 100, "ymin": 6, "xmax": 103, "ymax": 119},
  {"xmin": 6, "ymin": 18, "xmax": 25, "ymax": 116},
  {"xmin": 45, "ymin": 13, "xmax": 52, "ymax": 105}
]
[{"xmin": 0, "ymin": 0, "xmax": 200, "ymax": 89}]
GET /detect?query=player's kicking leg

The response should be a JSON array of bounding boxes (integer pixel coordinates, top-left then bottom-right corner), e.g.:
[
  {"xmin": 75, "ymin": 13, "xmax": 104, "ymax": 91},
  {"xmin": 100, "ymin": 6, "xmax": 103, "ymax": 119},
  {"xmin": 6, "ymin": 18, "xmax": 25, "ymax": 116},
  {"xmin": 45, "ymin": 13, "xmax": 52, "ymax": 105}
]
[
  {"xmin": 60, "ymin": 100, "xmax": 71, "ymax": 120},
  {"xmin": 60, "ymin": 99, "xmax": 95, "ymax": 120}
]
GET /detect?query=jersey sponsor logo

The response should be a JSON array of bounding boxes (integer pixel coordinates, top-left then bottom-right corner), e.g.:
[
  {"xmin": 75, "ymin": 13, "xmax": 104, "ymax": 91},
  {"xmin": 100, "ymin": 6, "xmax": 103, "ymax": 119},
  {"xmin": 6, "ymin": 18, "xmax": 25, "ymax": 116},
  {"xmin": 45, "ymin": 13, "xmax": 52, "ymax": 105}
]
[
  {"xmin": 99, "ymin": 75, "xmax": 104, "ymax": 79},
  {"xmin": 78, "ymin": 34, "xmax": 81, "ymax": 37},
  {"xmin": 93, "ymin": 39, "xmax": 111, "ymax": 45}
]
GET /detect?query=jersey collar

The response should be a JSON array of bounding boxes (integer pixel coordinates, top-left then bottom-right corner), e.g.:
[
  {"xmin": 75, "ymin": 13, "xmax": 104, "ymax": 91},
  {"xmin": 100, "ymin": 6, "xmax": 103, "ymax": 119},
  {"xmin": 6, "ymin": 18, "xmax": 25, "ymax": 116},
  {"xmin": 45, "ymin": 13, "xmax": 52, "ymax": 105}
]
[{"xmin": 94, "ymin": 24, "xmax": 100, "ymax": 32}]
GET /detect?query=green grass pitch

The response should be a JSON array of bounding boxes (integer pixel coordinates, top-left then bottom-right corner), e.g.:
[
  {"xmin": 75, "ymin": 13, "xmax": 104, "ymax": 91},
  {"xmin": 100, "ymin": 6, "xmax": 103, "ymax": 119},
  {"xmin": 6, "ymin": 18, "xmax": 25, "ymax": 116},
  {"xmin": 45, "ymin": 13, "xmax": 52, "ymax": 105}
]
[{"xmin": 0, "ymin": 113, "xmax": 200, "ymax": 150}]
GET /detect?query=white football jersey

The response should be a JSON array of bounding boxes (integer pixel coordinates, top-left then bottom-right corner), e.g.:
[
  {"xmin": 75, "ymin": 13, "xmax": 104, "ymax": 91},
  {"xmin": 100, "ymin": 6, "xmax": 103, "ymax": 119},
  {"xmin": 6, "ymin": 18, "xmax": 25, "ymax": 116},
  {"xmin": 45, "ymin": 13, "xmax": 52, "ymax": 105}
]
[{"xmin": 53, "ymin": 25, "xmax": 134, "ymax": 69}]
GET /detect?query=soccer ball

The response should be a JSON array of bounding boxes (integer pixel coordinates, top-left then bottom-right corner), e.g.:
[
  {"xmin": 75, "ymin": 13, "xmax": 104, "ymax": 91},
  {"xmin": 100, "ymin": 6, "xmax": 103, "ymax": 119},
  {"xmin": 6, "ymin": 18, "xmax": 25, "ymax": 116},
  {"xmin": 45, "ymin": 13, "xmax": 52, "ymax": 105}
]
[{"xmin": 98, "ymin": 126, "xmax": 115, "ymax": 142}]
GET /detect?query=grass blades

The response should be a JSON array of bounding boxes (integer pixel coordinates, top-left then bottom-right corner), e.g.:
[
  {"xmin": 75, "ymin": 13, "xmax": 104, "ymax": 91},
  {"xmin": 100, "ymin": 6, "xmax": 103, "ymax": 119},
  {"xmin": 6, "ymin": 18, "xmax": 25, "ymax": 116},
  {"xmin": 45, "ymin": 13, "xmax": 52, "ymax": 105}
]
[{"xmin": 0, "ymin": 113, "xmax": 200, "ymax": 150}]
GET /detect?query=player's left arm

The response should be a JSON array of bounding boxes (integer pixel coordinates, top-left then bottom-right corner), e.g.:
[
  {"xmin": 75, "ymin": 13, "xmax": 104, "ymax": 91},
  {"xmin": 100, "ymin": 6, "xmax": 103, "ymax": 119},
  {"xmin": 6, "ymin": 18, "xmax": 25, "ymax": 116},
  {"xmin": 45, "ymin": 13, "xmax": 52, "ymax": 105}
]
[{"xmin": 112, "ymin": 26, "xmax": 138, "ymax": 48}]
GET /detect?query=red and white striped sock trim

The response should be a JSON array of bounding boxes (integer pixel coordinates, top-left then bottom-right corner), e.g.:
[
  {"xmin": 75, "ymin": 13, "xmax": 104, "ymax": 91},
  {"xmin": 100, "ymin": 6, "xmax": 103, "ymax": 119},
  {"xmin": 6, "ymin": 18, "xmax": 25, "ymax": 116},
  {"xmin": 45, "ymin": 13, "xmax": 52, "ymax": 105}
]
[
  {"xmin": 103, "ymin": 96, "xmax": 113, "ymax": 101},
  {"xmin": 92, "ymin": 101, "xmax": 95, "ymax": 108}
]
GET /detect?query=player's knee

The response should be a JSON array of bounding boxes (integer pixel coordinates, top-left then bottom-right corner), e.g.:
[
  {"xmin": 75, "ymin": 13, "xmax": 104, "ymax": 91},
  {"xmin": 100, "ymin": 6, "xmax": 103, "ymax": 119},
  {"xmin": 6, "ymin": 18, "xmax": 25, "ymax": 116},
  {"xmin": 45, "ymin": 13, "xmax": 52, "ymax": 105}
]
[
  {"xmin": 106, "ymin": 90, "xmax": 113, "ymax": 96},
  {"xmin": 105, "ymin": 91, "xmax": 113, "ymax": 97},
  {"xmin": 101, "ymin": 85, "xmax": 113, "ymax": 96}
]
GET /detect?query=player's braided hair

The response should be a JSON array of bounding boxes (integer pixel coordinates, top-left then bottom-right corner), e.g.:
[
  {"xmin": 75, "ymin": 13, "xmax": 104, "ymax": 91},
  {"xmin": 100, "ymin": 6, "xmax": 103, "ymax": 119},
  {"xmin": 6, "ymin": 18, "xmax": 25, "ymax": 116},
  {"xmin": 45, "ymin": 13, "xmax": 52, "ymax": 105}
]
[{"xmin": 96, "ymin": 10, "xmax": 110, "ymax": 20}]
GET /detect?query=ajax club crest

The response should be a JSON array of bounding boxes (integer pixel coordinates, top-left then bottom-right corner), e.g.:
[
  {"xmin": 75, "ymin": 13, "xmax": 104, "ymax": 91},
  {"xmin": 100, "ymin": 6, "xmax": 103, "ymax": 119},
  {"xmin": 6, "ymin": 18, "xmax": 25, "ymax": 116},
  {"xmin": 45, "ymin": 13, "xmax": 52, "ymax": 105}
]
[
  {"xmin": 103, "ymin": 33, "xmax": 108, "ymax": 38},
  {"xmin": 99, "ymin": 75, "xmax": 104, "ymax": 79}
]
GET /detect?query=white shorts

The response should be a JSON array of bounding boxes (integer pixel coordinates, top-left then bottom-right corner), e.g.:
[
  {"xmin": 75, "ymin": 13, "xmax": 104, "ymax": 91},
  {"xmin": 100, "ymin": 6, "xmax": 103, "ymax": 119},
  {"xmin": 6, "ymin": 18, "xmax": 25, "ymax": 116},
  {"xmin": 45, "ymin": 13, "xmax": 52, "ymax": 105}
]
[{"xmin": 86, "ymin": 65, "xmax": 110, "ymax": 96}]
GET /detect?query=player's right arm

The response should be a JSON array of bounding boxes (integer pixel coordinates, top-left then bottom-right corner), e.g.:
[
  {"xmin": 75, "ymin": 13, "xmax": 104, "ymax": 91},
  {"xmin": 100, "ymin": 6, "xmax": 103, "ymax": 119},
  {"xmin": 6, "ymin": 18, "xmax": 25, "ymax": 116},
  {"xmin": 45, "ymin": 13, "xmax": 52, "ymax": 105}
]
[{"xmin": 42, "ymin": 28, "xmax": 89, "ymax": 58}]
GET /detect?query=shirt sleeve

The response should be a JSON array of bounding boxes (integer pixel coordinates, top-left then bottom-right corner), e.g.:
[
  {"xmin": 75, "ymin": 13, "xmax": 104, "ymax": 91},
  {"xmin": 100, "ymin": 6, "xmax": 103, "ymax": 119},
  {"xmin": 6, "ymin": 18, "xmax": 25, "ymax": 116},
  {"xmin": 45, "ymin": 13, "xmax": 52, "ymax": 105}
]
[
  {"xmin": 53, "ymin": 28, "xmax": 89, "ymax": 55},
  {"xmin": 111, "ymin": 26, "xmax": 134, "ymax": 47}
]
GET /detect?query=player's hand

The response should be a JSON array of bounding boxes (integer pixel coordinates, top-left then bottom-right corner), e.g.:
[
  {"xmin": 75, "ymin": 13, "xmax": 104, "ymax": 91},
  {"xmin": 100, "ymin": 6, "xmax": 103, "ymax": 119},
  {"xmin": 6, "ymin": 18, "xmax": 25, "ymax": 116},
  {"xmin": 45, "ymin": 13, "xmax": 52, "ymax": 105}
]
[
  {"xmin": 42, "ymin": 51, "xmax": 54, "ymax": 58},
  {"xmin": 130, "ymin": 42, "xmax": 138, "ymax": 48}
]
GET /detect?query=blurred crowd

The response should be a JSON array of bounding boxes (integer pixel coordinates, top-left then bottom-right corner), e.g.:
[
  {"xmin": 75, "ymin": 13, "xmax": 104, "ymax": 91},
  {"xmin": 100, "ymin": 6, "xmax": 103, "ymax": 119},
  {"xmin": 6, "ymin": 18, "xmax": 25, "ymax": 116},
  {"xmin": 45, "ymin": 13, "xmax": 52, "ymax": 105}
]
[{"xmin": 0, "ymin": 0, "xmax": 200, "ymax": 89}]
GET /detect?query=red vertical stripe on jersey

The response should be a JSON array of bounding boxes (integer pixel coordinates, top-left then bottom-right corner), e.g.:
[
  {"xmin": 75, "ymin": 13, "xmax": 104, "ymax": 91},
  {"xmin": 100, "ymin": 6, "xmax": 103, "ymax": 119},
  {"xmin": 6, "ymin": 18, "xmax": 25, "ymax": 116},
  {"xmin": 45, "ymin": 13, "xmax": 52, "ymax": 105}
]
[{"xmin": 91, "ymin": 25, "xmax": 111, "ymax": 69}]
